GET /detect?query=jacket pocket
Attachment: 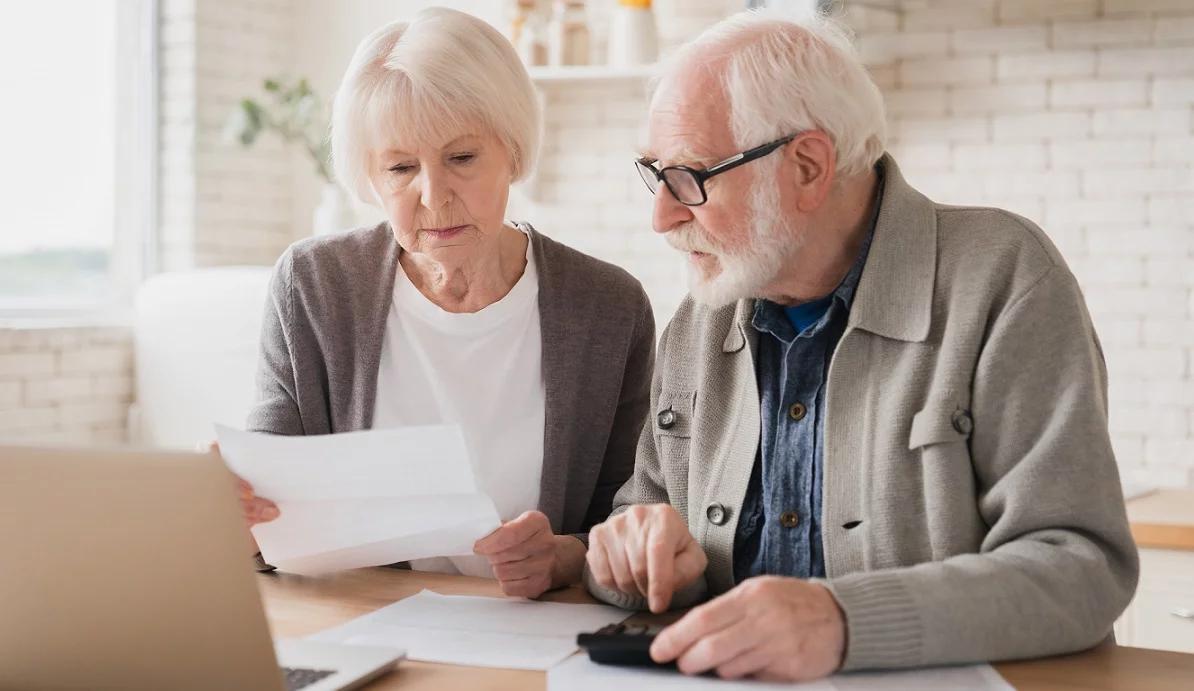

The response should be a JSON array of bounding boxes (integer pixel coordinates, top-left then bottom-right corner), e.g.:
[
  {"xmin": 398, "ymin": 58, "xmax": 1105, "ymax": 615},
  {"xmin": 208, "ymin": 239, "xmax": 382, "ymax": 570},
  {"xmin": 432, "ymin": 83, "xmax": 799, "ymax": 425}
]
[
  {"xmin": 655, "ymin": 388, "xmax": 695, "ymax": 438},
  {"xmin": 908, "ymin": 402, "xmax": 972, "ymax": 450}
]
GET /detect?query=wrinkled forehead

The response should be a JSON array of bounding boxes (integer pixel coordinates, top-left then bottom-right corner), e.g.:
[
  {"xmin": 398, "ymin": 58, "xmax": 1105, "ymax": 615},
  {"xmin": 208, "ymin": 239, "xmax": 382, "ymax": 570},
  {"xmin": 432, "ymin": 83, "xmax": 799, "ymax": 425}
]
[{"xmin": 641, "ymin": 69, "xmax": 734, "ymax": 164}]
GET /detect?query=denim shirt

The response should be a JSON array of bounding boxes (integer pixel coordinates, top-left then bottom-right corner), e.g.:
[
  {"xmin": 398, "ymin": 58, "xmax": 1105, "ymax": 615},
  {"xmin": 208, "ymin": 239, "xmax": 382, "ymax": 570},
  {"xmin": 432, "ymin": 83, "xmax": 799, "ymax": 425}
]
[{"xmin": 732, "ymin": 180, "xmax": 882, "ymax": 584}]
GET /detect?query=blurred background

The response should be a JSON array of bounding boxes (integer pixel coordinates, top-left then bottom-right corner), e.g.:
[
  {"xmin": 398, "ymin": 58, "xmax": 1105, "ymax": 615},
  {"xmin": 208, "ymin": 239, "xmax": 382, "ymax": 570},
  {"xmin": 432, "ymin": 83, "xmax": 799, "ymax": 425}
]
[{"xmin": 0, "ymin": 0, "xmax": 1191, "ymax": 649}]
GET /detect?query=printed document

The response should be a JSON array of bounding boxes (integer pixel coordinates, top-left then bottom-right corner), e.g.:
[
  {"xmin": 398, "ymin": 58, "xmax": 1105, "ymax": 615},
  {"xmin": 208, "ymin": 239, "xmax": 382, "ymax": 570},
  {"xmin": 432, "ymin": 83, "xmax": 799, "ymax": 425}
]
[{"xmin": 214, "ymin": 424, "xmax": 501, "ymax": 575}]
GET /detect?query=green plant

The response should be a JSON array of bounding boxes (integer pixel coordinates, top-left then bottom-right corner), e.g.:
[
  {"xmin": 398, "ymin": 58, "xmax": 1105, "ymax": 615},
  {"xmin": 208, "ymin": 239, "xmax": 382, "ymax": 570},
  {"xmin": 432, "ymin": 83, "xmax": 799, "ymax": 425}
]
[{"xmin": 224, "ymin": 77, "xmax": 332, "ymax": 183}]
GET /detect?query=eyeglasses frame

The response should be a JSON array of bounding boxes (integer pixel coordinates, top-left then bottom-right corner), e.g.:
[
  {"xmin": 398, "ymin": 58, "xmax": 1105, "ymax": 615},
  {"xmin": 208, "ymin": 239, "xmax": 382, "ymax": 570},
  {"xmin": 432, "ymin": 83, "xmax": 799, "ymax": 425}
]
[{"xmin": 635, "ymin": 133, "xmax": 800, "ymax": 206}]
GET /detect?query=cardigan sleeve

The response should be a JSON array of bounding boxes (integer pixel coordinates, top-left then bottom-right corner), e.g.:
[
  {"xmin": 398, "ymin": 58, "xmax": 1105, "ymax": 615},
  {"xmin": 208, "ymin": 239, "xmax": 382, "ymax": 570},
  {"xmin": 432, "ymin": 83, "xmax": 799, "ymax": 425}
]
[
  {"xmin": 824, "ymin": 266, "xmax": 1139, "ymax": 671},
  {"xmin": 571, "ymin": 286, "xmax": 656, "ymax": 545},
  {"xmin": 245, "ymin": 249, "xmax": 305, "ymax": 436}
]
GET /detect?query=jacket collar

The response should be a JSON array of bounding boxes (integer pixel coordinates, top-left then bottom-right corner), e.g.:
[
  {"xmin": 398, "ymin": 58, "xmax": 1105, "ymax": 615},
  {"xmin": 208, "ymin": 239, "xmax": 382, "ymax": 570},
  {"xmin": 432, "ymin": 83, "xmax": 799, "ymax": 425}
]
[
  {"xmin": 847, "ymin": 153, "xmax": 936, "ymax": 343},
  {"xmin": 721, "ymin": 153, "xmax": 936, "ymax": 351}
]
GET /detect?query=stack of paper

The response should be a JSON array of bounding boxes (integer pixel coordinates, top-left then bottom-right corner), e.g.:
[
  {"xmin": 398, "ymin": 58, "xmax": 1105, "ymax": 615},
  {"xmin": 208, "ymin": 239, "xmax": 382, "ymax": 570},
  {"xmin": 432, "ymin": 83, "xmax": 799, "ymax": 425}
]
[
  {"xmin": 310, "ymin": 590, "xmax": 629, "ymax": 670},
  {"xmin": 214, "ymin": 424, "xmax": 501, "ymax": 575}
]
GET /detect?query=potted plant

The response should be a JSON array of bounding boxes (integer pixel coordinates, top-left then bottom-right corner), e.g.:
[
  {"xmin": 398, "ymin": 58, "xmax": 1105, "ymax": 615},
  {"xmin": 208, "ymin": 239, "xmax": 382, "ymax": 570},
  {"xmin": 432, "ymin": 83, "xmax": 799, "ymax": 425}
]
[{"xmin": 224, "ymin": 77, "xmax": 354, "ymax": 236}]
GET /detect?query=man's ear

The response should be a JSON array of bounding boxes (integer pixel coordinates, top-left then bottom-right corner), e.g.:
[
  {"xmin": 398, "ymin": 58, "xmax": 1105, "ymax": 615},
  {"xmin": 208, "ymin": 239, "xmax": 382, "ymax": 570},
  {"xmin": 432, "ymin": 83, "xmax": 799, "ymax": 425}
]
[{"xmin": 784, "ymin": 131, "xmax": 836, "ymax": 213}]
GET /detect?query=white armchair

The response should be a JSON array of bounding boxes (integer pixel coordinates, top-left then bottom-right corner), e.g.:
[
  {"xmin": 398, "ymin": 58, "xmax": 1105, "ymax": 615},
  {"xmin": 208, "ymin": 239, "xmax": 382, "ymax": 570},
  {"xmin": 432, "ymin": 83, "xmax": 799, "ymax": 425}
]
[{"xmin": 131, "ymin": 267, "xmax": 272, "ymax": 448}]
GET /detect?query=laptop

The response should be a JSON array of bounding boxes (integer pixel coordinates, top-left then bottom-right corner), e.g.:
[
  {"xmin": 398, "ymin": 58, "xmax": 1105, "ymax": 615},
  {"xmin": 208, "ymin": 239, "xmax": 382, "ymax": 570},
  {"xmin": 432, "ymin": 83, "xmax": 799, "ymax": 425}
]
[{"xmin": 0, "ymin": 444, "xmax": 403, "ymax": 691}]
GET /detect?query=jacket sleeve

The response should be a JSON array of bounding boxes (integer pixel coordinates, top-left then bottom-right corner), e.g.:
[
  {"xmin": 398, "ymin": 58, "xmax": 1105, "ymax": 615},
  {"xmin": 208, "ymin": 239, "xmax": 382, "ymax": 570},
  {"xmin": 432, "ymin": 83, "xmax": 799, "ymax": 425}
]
[
  {"xmin": 572, "ymin": 288, "xmax": 656, "ymax": 545},
  {"xmin": 823, "ymin": 266, "xmax": 1140, "ymax": 671},
  {"xmin": 244, "ymin": 249, "xmax": 305, "ymax": 437}
]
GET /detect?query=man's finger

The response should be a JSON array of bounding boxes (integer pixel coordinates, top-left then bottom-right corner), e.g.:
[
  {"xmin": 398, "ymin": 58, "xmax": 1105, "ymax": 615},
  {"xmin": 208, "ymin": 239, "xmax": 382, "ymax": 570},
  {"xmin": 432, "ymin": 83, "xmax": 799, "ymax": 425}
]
[
  {"xmin": 714, "ymin": 645, "xmax": 773, "ymax": 680},
  {"xmin": 672, "ymin": 540, "xmax": 707, "ymax": 588},
  {"xmin": 645, "ymin": 531, "xmax": 676, "ymax": 613},
  {"xmin": 624, "ymin": 533, "xmax": 651, "ymax": 599},
  {"xmin": 605, "ymin": 538, "xmax": 641, "ymax": 596},
  {"xmin": 586, "ymin": 535, "xmax": 615, "ymax": 589},
  {"xmin": 651, "ymin": 596, "xmax": 742, "ymax": 663},
  {"xmin": 675, "ymin": 620, "xmax": 760, "ymax": 676}
]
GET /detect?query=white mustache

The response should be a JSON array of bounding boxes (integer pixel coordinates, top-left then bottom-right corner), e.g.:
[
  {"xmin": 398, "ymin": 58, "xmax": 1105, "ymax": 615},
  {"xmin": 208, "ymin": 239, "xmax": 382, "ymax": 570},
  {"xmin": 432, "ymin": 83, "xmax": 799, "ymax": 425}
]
[{"xmin": 665, "ymin": 222, "xmax": 721, "ymax": 255}]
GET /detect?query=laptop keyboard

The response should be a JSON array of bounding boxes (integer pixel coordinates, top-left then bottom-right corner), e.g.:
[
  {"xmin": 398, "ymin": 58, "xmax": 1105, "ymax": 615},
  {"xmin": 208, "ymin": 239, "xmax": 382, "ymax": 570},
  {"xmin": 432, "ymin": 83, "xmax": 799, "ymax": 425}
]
[{"xmin": 282, "ymin": 666, "xmax": 337, "ymax": 690}]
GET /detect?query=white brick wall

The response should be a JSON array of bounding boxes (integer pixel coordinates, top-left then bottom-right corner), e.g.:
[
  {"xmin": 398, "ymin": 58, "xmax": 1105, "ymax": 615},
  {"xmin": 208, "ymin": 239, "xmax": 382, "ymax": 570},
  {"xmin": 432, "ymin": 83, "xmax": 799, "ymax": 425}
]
[
  {"xmin": 191, "ymin": 0, "xmax": 297, "ymax": 267},
  {"xmin": 0, "ymin": 327, "xmax": 133, "ymax": 444},
  {"xmin": 864, "ymin": 0, "xmax": 1194, "ymax": 489},
  {"xmin": 159, "ymin": 0, "xmax": 298, "ymax": 271}
]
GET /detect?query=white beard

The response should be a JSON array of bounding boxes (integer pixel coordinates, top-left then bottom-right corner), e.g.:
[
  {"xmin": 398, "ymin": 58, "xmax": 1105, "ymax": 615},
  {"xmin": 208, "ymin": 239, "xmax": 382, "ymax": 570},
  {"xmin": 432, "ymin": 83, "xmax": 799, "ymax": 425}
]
[{"xmin": 669, "ymin": 171, "xmax": 804, "ymax": 309}]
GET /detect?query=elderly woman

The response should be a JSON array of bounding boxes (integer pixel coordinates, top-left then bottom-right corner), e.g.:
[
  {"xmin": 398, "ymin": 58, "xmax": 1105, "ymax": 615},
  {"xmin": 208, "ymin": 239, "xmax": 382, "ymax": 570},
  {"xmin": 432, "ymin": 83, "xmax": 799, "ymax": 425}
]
[{"xmin": 234, "ymin": 7, "xmax": 654, "ymax": 598}]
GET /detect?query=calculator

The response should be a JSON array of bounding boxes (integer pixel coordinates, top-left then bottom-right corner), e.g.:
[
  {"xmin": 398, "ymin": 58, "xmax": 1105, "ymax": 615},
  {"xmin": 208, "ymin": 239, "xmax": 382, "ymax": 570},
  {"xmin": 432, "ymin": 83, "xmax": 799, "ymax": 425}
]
[{"xmin": 576, "ymin": 622, "xmax": 671, "ymax": 667}]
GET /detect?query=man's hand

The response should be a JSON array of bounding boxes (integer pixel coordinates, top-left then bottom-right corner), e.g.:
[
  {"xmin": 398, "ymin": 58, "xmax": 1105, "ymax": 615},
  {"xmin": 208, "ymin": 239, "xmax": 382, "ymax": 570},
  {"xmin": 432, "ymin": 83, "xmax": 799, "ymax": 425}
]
[
  {"xmin": 649, "ymin": 576, "xmax": 846, "ymax": 681},
  {"xmin": 474, "ymin": 510, "xmax": 583, "ymax": 599},
  {"xmin": 586, "ymin": 504, "xmax": 707, "ymax": 613}
]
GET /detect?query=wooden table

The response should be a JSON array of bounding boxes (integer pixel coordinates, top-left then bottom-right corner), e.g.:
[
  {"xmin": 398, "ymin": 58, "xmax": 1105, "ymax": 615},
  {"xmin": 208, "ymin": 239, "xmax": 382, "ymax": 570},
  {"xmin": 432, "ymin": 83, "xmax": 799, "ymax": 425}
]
[
  {"xmin": 1128, "ymin": 489, "xmax": 1194, "ymax": 552},
  {"xmin": 259, "ymin": 568, "xmax": 1194, "ymax": 690}
]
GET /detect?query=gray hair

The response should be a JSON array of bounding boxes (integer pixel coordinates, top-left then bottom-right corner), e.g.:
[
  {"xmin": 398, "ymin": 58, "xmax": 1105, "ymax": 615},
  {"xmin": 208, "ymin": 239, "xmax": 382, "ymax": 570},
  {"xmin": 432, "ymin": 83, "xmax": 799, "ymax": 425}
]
[
  {"xmin": 661, "ymin": 8, "xmax": 887, "ymax": 179},
  {"xmin": 330, "ymin": 7, "xmax": 542, "ymax": 204}
]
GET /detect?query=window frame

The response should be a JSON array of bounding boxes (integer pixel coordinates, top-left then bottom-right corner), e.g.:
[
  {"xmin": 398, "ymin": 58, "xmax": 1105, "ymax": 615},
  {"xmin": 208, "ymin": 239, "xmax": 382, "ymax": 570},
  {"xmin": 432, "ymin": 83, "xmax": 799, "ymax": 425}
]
[{"xmin": 0, "ymin": 0, "xmax": 159, "ymax": 321}]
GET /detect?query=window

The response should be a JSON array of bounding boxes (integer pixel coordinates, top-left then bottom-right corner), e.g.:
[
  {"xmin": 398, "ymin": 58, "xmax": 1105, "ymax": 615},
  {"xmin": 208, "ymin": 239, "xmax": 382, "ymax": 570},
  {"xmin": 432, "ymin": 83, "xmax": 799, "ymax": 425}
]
[{"xmin": 0, "ymin": 0, "xmax": 156, "ymax": 315}]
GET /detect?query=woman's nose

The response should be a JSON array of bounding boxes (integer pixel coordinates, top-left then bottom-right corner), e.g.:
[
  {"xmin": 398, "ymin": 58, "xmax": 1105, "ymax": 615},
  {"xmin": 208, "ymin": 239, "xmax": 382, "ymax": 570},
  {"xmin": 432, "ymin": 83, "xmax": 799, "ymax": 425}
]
[{"xmin": 419, "ymin": 167, "xmax": 453, "ymax": 210}]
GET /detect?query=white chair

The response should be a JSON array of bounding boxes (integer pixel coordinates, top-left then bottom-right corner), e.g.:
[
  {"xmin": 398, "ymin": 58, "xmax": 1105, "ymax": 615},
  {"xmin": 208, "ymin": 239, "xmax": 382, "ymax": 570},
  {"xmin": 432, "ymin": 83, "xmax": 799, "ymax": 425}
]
[{"xmin": 131, "ymin": 267, "xmax": 272, "ymax": 448}]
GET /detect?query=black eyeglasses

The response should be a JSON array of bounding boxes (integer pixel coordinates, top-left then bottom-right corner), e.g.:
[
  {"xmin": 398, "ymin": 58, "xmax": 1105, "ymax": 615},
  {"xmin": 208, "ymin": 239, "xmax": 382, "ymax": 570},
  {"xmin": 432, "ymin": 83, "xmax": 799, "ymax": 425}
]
[{"xmin": 635, "ymin": 133, "xmax": 799, "ymax": 206}]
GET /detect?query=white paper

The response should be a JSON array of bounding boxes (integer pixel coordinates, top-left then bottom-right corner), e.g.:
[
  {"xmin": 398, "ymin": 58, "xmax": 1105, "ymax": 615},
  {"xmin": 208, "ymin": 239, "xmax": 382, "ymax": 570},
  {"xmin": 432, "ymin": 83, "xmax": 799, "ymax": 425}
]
[
  {"xmin": 214, "ymin": 424, "xmax": 501, "ymax": 575},
  {"xmin": 549, "ymin": 653, "xmax": 1014, "ymax": 690},
  {"xmin": 310, "ymin": 590, "xmax": 630, "ymax": 671}
]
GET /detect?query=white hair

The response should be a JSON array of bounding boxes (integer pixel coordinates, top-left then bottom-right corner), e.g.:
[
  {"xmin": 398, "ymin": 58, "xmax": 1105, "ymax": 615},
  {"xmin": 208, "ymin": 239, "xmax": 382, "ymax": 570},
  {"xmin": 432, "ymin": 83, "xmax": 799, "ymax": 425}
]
[
  {"xmin": 330, "ymin": 7, "xmax": 542, "ymax": 205},
  {"xmin": 661, "ymin": 8, "xmax": 886, "ymax": 179}
]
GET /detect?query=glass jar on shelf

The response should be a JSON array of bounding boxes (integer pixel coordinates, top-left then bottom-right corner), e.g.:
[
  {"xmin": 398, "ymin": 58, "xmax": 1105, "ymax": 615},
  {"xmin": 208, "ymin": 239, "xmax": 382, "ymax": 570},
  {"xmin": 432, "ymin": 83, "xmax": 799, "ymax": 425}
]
[{"xmin": 548, "ymin": 0, "xmax": 591, "ymax": 67}]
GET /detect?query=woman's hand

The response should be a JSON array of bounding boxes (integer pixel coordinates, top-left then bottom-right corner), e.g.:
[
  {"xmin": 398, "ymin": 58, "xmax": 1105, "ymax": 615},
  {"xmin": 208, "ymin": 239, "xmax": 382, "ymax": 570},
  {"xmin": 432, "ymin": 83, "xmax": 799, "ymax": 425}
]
[
  {"xmin": 473, "ymin": 510, "xmax": 586, "ymax": 599},
  {"xmin": 201, "ymin": 441, "xmax": 280, "ymax": 553}
]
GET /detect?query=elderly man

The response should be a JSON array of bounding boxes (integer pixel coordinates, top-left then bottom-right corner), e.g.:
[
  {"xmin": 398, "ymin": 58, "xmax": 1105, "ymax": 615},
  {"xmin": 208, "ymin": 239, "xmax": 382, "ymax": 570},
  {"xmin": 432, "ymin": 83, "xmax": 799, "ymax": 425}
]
[{"xmin": 584, "ymin": 9, "xmax": 1139, "ymax": 683}]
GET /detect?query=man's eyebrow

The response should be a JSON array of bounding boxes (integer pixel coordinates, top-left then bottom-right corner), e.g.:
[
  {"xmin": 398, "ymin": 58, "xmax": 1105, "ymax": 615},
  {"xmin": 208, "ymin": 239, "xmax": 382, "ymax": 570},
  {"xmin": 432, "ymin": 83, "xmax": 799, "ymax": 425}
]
[{"xmin": 637, "ymin": 145, "xmax": 717, "ymax": 167}]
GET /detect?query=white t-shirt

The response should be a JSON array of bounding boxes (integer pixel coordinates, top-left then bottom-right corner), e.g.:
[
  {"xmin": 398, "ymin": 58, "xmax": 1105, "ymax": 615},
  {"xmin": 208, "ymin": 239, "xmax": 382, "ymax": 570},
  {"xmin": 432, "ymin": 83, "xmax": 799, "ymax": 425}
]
[{"xmin": 371, "ymin": 229, "xmax": 545, "ymax": 578}]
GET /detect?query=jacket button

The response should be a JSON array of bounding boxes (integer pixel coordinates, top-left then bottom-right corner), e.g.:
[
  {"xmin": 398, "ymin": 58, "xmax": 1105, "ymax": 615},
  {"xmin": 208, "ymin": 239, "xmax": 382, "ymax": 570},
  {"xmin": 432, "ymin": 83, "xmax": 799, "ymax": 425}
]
[
  {"xmin": 788, "ymin": 402, "xmax": 807, "ymax": 421},
  {"xmin": 951, "ymin": 409, "xmax": 973, "ymax": 435},
  {"xmin": 706, "ymin": 503, "xmax": 728, "ymax": 526},
  {"xmin": 657, "ymin": 408, "xmax": 677, "ymax": 430},
  {"xmin": 779, "ymin": 511, "xmax": 799, "ymax": 528}
]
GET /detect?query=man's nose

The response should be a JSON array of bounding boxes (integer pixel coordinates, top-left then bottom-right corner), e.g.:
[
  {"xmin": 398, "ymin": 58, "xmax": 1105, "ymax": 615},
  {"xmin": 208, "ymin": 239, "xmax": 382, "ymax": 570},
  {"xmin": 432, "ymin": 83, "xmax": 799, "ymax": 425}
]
[{"xmin": 652, "ymin": 183, "xmax": 694, "ymax": 234}]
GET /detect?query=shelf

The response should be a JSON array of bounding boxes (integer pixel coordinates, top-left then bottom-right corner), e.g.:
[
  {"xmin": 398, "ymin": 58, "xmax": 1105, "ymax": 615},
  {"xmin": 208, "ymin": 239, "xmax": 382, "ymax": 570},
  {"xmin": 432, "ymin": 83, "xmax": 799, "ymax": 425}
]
[{"xmin": 526, "ymin": 64, "xmax": 656, "ymax": 84}]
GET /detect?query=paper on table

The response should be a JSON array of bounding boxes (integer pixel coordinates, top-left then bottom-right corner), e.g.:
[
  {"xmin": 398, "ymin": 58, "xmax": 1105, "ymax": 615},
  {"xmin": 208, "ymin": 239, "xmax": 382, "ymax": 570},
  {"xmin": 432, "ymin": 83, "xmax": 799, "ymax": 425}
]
[
  {"xmin": 548, "ymin": 653, "xmax": 1014, "ymax": 691},
  {"xmin": 309, "ymin": 590, "xmax": 630, "ymax": 671},
  {"xmin": 214, "ymin": 424, "xmax": 501, "ymax": 575}
]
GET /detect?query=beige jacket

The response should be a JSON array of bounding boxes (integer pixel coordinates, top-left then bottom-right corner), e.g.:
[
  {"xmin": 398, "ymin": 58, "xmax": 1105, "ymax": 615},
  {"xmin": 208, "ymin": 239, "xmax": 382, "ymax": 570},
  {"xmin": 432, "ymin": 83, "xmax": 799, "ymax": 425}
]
[{"xmin": 589, "ymin": 155, "xmax": 1139, "ymax": 671}]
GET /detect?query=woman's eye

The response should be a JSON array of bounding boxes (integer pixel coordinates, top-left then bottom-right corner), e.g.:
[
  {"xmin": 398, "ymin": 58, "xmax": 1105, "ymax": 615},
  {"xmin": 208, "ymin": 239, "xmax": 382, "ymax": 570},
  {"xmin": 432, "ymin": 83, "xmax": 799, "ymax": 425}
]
[
  {"xmin": 449, "ymin": 153, "xmax": 475, "ymax": 165},
  {"xmin": 388, "ymin": 164, "xmax": 415, "ymax": 174}
]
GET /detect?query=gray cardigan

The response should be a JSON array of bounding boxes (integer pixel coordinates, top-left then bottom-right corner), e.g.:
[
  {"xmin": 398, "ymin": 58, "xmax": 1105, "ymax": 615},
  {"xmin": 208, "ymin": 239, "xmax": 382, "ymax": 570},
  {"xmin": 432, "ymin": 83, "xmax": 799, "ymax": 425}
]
[
  {"xmin": 246, "ymin": 222, "xmax": 655, "ymax": 543},
  {"xmin": 590, "ymin": 154, "xmax": 1139, "ymax": 671}
]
